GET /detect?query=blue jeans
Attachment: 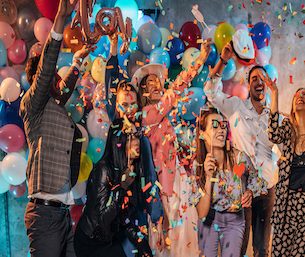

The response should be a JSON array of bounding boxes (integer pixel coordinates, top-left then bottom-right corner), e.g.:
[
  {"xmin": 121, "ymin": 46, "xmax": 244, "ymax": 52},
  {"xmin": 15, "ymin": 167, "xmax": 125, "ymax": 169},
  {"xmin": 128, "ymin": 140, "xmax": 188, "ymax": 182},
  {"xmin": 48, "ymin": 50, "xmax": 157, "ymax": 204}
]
[{"xmin": 201, "ymin": 211, "xmax": 245, "ymax": 257}]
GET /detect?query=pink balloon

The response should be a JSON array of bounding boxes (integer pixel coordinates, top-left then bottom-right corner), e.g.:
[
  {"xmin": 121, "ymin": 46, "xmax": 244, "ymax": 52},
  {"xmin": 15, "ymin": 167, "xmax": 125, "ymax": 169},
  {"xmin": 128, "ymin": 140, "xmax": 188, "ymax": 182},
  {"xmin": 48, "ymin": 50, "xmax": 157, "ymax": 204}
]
[
  {"xmin": 34, "ymin": 17, "xmax": 53, "ymax": 43},
  {"xmin": 9, "ymin": 182, "xmax": 26, "ymax": 198},
  {"xmin": 224, "ymin": 80, "xmax": 249, "ymax": 100},
  {"xmin": 0, "ymin": 124, "xmax": 25, "ymax": 153},
  {"xmin": 29, "ymin": 41, "xmax": 43, "ymax": 58},
  {"xmin": 8, "ymin": 39, "xmax": 27, "ymax": 64},
  {"xmin": 0, "ymin": 21, "xmax": 15, "ymax": 48},
  {"xmin": 0, "ymin": 66, "xmax": 19, "ymax": 81}
]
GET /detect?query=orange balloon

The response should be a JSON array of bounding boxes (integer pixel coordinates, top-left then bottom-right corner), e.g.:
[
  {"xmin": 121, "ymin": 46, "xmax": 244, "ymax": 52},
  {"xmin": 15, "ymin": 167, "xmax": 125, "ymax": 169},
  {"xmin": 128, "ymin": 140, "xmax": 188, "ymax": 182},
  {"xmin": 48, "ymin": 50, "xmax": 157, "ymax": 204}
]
[{"xmin": 63, "ymin": 25, "xmax": 84, "ymax": 53}]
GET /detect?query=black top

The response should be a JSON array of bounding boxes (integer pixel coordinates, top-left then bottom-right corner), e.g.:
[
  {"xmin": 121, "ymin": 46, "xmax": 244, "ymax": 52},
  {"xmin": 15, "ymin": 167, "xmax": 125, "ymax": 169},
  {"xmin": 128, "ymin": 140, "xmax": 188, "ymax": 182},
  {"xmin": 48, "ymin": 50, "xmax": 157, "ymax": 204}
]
[{"xmin": 289, "ymin": 152, "xmax": 305, "ymax": 192}]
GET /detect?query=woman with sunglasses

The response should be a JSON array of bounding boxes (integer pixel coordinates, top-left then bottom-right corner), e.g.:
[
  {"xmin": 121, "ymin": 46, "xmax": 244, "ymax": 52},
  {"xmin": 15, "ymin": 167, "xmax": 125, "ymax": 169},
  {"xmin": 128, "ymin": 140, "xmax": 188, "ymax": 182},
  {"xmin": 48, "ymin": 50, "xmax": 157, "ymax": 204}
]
[
  {"xmin": 195, "ymin": 107, "xmax": 268, "ymax": 257},
  {"xmin": 266, "ymin": 77, "xmax": 305, "ymax": 255}
]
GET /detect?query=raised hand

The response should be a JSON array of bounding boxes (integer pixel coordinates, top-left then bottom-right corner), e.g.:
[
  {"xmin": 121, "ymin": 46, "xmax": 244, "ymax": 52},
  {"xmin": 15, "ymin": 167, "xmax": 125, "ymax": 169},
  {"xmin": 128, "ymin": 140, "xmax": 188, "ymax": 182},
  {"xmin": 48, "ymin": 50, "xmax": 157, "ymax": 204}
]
[
  {"xmin": 199, "ymin": 38, "xmax": 212, "ymax": 63},
  {"xmin": 204, "ymin": 153, "xmax": 217, "ymax": 178},
  {"xmin": 221, "ymin": 42, "xmax": 234, "ymax": 62},
  {"xmin": 74, "ymin": 44, "xmax": 96, "ymax": 60}
]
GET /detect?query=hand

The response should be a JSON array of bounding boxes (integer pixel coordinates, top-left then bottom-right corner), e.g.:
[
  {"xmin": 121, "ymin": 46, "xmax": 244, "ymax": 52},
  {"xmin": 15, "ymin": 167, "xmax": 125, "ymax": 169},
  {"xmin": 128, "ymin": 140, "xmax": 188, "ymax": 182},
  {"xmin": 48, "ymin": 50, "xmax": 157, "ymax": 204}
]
[
  {"xmin": 121, "ymin": 166, "xmax": 135, "ymax": 190},
  {"xmin": 156, "ymin": 222, "xmax": 165, "ymax": 252},
  {"xmin": 259, "ymin": 72, "xmax": 278, "ymax": 94},
  {"xmin": 204, "ymin": 153, "xmax": 217, "ymax": 179},
  {"xmin": 200, "ymin": 38, "xmax": 212, "ymax": 63},
  {"xmin": 241, "ymin": 190, "xmax": 253, "ymax": 208},
  {"xmin": 57, "ymin": 0, "xmax": 78, "ymax": 18},
  {"xmin": 74, "ymin": 44, "xmax": 96, "ymax": 60},
  {"xmin": 221, "ymin": 42, "xmax": 234, "ymax": 62}
]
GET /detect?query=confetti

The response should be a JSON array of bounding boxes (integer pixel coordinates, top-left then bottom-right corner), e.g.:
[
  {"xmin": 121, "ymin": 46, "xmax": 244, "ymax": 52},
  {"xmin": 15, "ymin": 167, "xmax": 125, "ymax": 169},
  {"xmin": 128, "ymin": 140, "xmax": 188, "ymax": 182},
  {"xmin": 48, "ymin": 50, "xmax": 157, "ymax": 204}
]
[{"xmin": 289, "ymin": 57, "xmax": 297, "ymax": 65}]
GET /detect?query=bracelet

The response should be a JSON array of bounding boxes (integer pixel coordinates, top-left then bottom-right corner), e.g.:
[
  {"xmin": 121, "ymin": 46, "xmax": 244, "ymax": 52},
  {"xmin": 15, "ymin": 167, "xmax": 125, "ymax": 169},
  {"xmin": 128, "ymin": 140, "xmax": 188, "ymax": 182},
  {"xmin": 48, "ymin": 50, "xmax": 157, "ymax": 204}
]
[{"xmin": 219, "ymin": 56, "xmax": 228, "ymax": 65}]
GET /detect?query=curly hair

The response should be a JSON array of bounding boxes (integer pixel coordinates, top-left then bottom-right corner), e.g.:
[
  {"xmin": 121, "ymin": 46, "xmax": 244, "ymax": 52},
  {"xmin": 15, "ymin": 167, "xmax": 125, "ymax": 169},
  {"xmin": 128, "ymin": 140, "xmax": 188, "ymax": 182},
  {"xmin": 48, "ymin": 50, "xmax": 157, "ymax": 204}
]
[{"xmin": 25, "ymin": 55, "xmax": 41, "ymax": 85}]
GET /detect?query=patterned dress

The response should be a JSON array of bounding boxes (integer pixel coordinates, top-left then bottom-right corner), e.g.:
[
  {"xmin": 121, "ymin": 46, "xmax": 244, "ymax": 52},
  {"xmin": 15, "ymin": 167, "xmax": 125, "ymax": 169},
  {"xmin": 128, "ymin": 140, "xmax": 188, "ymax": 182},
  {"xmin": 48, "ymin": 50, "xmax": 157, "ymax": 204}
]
[{"xmin": 268, "ymin": 112, "xmax": 305, "ymax": 256}]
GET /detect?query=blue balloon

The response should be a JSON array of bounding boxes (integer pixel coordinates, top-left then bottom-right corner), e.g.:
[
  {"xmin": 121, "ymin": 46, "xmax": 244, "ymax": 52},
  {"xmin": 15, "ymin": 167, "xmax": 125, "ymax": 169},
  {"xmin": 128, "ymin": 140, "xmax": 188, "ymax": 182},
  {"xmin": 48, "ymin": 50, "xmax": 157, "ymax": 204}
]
[
  {"xmin": 192, "ymin": 65, "xmax": 209, "ymax": 88},
  {"xmin": 0, "ymin": 39, "xmax": 7, "ymax": 67},
  {"xmin": 135, "ymin": 15, "xmax": 155, "ymax": 32},
  {"xmin": 0, "ymin": 98, "xmax": 23, "ymax": 128},
  {"xmin": 178, "ymin": 87, "xmax": 206, "ymax": 120},
  {"xmin": 65, "ymin": 90, "xmax": 84, "ymax": 123},
  {"xmin": 137, "ymin": 23, "xmax": 162, "ymax": 54},
  {"xmin": 216, "ymin": 57, "xmax": 236, "ymax": 81},
  {"xmin": 57, "ymin": 52, "xmax": 73, "ymax": 70},
  {"xmin": 264, "ymin": 64, "xmax": 278, "ymax": 82},
  {"xmin": 205, "ymin": 44, "xmax": 218, "ymax": 67},
  {"xmin": 91, "ymin": 36, "xmax": 110, "ymax": 58},
  {"xmin": 166, "ymin": 37, "xmax": 185, "ymax": 66},
  {"xmin": 251, "ymin": 22, "xmax": 271, "ymax": 49},
  {"xmin": 87, "ymin": 138, "xmax": 105, "ymax": 163},
  {"xmin": 20, "ymin": 72, "xmax": 30, "ymax": 91},
  {"xmin": 129, "ymin": 29, "xmax": 138, "ymax": 52},
  {"xmin": 149, "ymin": 47, "xmax": 170, "ymax": 68}
]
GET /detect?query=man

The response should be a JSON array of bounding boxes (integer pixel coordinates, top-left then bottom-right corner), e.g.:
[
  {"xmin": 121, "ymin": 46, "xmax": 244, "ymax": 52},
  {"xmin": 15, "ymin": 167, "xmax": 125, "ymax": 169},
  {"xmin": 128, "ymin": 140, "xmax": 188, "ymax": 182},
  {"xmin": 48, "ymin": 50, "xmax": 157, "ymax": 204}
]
[
  {"xmin": 204, "ymin": 42, "xmax": 278, "ymax": 257},
  {"xmin": 20, "ymin": 0, "xmax": 93, "ymax": 256}
]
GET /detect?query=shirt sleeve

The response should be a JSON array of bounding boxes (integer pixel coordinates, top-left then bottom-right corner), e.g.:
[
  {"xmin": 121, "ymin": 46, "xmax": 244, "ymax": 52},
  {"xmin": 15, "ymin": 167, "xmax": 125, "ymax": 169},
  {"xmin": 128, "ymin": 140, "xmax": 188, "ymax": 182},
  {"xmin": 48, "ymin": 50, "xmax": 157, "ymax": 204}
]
[{"xmin": 268, "ymin": 112, "xmax": 292, "ymax": 145}]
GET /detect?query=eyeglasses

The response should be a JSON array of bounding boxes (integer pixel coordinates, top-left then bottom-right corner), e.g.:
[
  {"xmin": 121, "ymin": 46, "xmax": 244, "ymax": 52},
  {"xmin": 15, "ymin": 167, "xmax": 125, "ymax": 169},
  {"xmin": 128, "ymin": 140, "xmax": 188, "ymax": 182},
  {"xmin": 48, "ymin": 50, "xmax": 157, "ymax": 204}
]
[{"xmin": 212, "ymin": 119, "xmax": 228, "ymax": 129}]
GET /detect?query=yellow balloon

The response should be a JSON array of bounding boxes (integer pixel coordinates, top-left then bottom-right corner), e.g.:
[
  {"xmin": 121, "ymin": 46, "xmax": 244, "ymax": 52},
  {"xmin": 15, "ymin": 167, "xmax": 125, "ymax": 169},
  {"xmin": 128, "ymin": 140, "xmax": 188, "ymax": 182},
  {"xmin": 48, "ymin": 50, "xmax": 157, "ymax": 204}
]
[
  {"xmin": 214, "ymin": 22, "xmax": 235, "ymax": 53},
  {"xmin": 78, "ymin": 153, "xmax": 93, "ymax": 183},
  {"xmin": 91, "ymin": 57, "xmax": 106, "ymax": 83}
]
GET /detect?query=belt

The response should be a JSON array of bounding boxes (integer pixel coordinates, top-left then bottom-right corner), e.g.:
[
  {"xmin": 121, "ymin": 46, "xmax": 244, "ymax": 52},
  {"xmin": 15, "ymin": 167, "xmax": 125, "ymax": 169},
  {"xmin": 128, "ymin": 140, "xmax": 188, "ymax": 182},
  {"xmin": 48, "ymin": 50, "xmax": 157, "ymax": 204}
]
[{"xmin": 29, "ymin": 198, "xmax": 69, "ymax": 208}]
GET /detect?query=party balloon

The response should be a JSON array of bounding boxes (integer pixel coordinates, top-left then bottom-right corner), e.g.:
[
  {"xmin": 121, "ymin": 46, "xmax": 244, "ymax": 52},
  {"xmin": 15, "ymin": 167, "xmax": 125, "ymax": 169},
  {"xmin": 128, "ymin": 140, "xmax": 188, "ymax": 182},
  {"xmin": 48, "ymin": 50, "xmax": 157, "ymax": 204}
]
[
  {"xmin": 0, "ymin": 66, "xmax": 19, "ymax": 81},
  {"xmin": 76, "ymin": 124, "xmax": 89, "ymax": 152},
  {"xmin": 166, "ymin": 37, "xmax": 185, "ymax": 66},
  {"xmin": 0, "ymin": 0, "xmax": 17, "ymax": 24},
  {"xmin": 251, "ymin": 22, "xmax": 271, "ymax": 49},
  {"xmin": 9, "ymin": 182, "xmax": 26, "ymax": 198},
  {"xmin": 87, "ymin": 138, "xmax": 106, "ymax": 164},
  {"xmin": 0, "ymin": 21, "xmax": 15, "ymax": 48},
  {"xmin": 168, "ymin": 65, "xmax": 182, "ymax": 81},
  {"xmin": 127, "ymin": 50, "xmax": 147, "ymax": 77},
  {"xmin": 78, "ymin": 153, "xmax": 93, "ymax": 183},
  {"xmin": 1, "ymin": 152, "xmax": 27, "ymax": 186},
  {"xmin": 79, "ymin": 55, "xmax": 93, "ymax": 73},
  {"xmin": 114, "ymin": 0, "xmax": 138, "ymax": 27},
  {"xmin": 0, "ymin": 78, "xmax": 21, "ymax": 102},
  {"xmin": 129, "ymin": 28, "xmax": 138, "ymax": 52},
  {"xmin": 223, "ymin": 80, "xmax": 249, "ymax": 100},
  {"xmin": 70, "ymin": 204, "xmax": 84, "ymax": 231},
  {"xmin": 135, "ymin": 15, "xmax": 155, "ymax": 32},
  {"xmin": 256, "ymin": 46, "xmax": 271, "ymax": 66},
  {"xmin": 0, "ymin": 124, "xmax": 25, "ymax": 153},
  {"xmin": 65, "ymin": 90, "xmax": 84, "ymax": 123},
  {"xmin": 137, "ymin": 23, "xmax": 162, "ymax": 54},
  {"xmin": 20, "ymin": 72, "xmax": 30, "ymax": 92},
  {"xmin": 0, "ymin": 98, "xmax": 23, "ymax": 128},
  {"xmin": 205, "ymin": 43, "xmax": 218, "ymax": 67},
  {"xmin": 91, "ymin": 57, "xmax": 106, "ymax": 83},
  {"xmin": 29, "ymin": 42, "xmax": 43, "ymax": 58},
  {"xmin": 192, "ymin": 65, "xmax": 209, "ymax": 88},
  {"xmin": 90, "ymin": 36, "xmax": 110, "ymax": 58},
  {"xmin": 78, "ymin": 73, "xmax": 97, "ymax": 108},
  {"xmin": 159, "ymin": 27, "xmax": 171, "ymax": 48},
  {"xmin": 235, "ymin": 23, "xmax": 248, "ymax": 31},
  {"xmin": 17, "ymin": 7, "xmax": 38, "ymax": 41},
  {"xmin": 57, "ymin": 52, "xmax": 73, "ymax": 70},
  {"xmin": 221, "ymin": 58, "xmax": 236, "ymax": 81},
  {"xmin": 264, "ymin": 64, "xmax": 278, "ymax": 82},
  {"xmin": 63, "ymin": 25, "xmax": 84, "ymax": 53},
  {"xmin": 178, "ymin": 87, "xmax": 206, "ymax": 120},
  {"xmin": 34, "ymin": 17, "xmax": 53, "ymax": 43},
  {"xmin": 34, "ymin": 0, "xmax": 60, "ymax": 20},
  {"xmin": 86, "ymin": 109, "xmax": 110, "ymax": 141},
  {"xmin": 0, "ymin": 164, "xmax": 10, "ymax": 194},
  {"xmin": 0, "ymin": 39, "xmax": 6, "ymax": 66},
  {"xmin": 214, "ymin": 22, "xmax": 235, "ymax": 52},
  {"xmin": 7, "ymin": 39, "xmax": 27, "ymax": 64},
  {"xmin": 179, "ymin": 21, "xmax": 201, "ymax": 49},
  {"xmin": 72, "ymin": 181, "xmax": 87, "ymax": 199},
  {"xmin": 202, "ymin": 24, "xmax": 216, "ymax": 40},
  {"xmin": 149, "ymin": 47, "xmax": 170, "ymax": 68},
  {"xmin": 182, "ymin": 47, "xmax": 203, "ymax": 73}
]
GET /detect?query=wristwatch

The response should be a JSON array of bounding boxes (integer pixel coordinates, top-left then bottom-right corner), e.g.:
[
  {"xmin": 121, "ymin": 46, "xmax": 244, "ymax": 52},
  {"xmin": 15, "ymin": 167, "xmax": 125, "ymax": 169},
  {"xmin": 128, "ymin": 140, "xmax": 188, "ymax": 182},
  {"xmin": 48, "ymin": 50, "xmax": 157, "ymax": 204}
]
[{"xmin": 219, "ymin": 56, "xmax": 228, "ymax": 65}]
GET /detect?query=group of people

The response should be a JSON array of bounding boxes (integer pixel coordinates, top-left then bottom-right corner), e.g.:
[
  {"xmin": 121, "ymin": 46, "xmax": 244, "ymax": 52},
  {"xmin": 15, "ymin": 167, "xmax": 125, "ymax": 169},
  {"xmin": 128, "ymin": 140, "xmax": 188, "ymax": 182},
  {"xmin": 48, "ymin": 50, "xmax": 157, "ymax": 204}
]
[{"xmin": 20, "ymin": 1, "xmax": 305, "ymax": 257}]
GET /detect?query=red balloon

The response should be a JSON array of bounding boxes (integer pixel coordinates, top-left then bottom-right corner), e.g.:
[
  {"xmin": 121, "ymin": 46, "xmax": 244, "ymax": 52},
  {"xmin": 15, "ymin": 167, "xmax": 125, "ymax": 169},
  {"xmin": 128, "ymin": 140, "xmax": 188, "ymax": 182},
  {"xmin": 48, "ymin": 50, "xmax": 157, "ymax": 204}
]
[
  {"xmin": 0, "ymin": 124, "xmax": 25, "ymax": 153},
  {"xmin": 71, "ymin": 205, "xmax": 84, "ymax": 231},
  {"xmin": 34, "ymin": 0, "xmax": 60, "ymax": 21},
  {"xmin": 9, "ymin": 182, "xmax": 26, "ymax": 198},
  {"xmin": 7, "ymin": 39, "xmax": 27, "ymax": 64},
  {"xmin": 179, "ymin": 21, "xmax": 201, "ymax": 49}
]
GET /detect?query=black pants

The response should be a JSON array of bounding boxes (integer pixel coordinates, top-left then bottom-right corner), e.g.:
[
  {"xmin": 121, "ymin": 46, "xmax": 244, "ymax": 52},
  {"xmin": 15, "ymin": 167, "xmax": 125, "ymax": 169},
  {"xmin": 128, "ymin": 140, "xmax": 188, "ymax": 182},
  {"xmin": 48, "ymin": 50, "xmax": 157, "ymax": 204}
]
[
  {"xmin": 73, "ymin": 224, "xmax": 126, "ymax": 257},
  {"xmin": 24, "ymin": 202, "xmax": 75, "ymax": 257},
  {"xmin": 241, "ymin": 187, "xmax": 275, "ymax": 257}
]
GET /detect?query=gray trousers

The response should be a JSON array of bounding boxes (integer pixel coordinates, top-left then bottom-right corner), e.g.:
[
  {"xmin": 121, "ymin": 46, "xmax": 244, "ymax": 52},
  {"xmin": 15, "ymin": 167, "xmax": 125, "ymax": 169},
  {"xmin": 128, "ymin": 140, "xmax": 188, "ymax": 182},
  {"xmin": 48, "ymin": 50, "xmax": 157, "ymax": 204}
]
[
  {"xmin": 200, "ymin": 211, "xmax": 245, "ymax": 257},
  {"xmin": 25, "ymin": 202, "xmax": 76, "ymax": 257}
]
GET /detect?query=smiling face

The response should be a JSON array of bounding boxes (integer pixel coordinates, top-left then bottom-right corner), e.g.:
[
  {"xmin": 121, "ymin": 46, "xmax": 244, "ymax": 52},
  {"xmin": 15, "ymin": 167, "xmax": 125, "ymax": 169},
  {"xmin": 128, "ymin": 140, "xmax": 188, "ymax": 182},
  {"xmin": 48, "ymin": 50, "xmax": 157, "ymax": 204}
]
[
  {"xmin": 202, "ymin": 113, "xmax": 228, "ymax": 150},
  {"xmin": 249, "ymin": 68, "xmax": 268, "ymax": 102},
  {"xmin": 116, "ymin": 90, "xmax": 138, "ymax": 122},
  {"xmin": 293, "ymin": 88, "xmax": 305, "ymax": 113},
  {"xmin": 145, "ymin": 74, "xmax": 163, "ymax": 102}
]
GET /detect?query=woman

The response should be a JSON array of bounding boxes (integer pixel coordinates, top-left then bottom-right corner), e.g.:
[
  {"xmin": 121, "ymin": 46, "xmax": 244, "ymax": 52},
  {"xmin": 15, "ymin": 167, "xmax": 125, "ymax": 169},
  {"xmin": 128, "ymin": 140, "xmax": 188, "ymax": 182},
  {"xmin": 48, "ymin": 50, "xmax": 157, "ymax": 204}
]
[
  {"xmin": 266, "ymin": 78, "xmax": 305, "ymax": 255},
  {"xmin": 195, "ymin": 108, "xmax": 268, "ymax": 257},
  {"xmin": 74, "ymin": 119, "xmax": 153, "ymax": 257},
  {"xmin": 131, "ymin": 40, "xmax": 212, "ymax": 257}
]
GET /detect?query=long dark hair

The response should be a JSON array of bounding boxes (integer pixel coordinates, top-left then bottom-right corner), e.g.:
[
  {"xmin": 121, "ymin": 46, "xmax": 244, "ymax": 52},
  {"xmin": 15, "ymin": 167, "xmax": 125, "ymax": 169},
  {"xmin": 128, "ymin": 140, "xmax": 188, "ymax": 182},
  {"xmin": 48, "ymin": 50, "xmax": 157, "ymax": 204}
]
[{"xmin": 196, "ymin": 108, "xmax": 235, "ymax": 190}]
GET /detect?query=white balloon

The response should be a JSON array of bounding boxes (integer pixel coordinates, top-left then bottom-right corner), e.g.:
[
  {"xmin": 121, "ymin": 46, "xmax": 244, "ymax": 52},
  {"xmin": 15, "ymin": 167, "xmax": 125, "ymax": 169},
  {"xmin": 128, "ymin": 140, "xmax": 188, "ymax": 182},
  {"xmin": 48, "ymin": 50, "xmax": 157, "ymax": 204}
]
[
  {"xmin": 77, "ymin": 124, "xmax": 89, "ymax": 152},
  {"xmin": 1, "ymin": 152, "xmax": 27, "ymax": 185},
  {"xmin": 182, "ymin": 47, "xmax": 203, "ymax": 73},
  {"xmin": 202, "ymin": 24, "xmax": 217, "ymax": 40},
  {"xmin": 0, "ymin": 77, "xmax": 21, "ymax": 102},
  {"xmin": 0, "ymin": 162, "xmax": 10, "ymax": 194},
  {"xmin": 159, "ymin": 27, "xmax": 171, "ymax": 48},
  {"xmin": 86, "ymin": 109, "xmax": 110, "ymax": 141}
]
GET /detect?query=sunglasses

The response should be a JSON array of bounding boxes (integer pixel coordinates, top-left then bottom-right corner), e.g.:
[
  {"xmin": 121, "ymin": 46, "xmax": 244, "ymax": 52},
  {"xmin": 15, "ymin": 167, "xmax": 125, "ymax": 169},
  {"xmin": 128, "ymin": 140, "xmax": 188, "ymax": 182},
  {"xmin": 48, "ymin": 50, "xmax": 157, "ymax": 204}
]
[{"xmin": 212, "ymin": 119, "xmax": 228, "ymax": 129}]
